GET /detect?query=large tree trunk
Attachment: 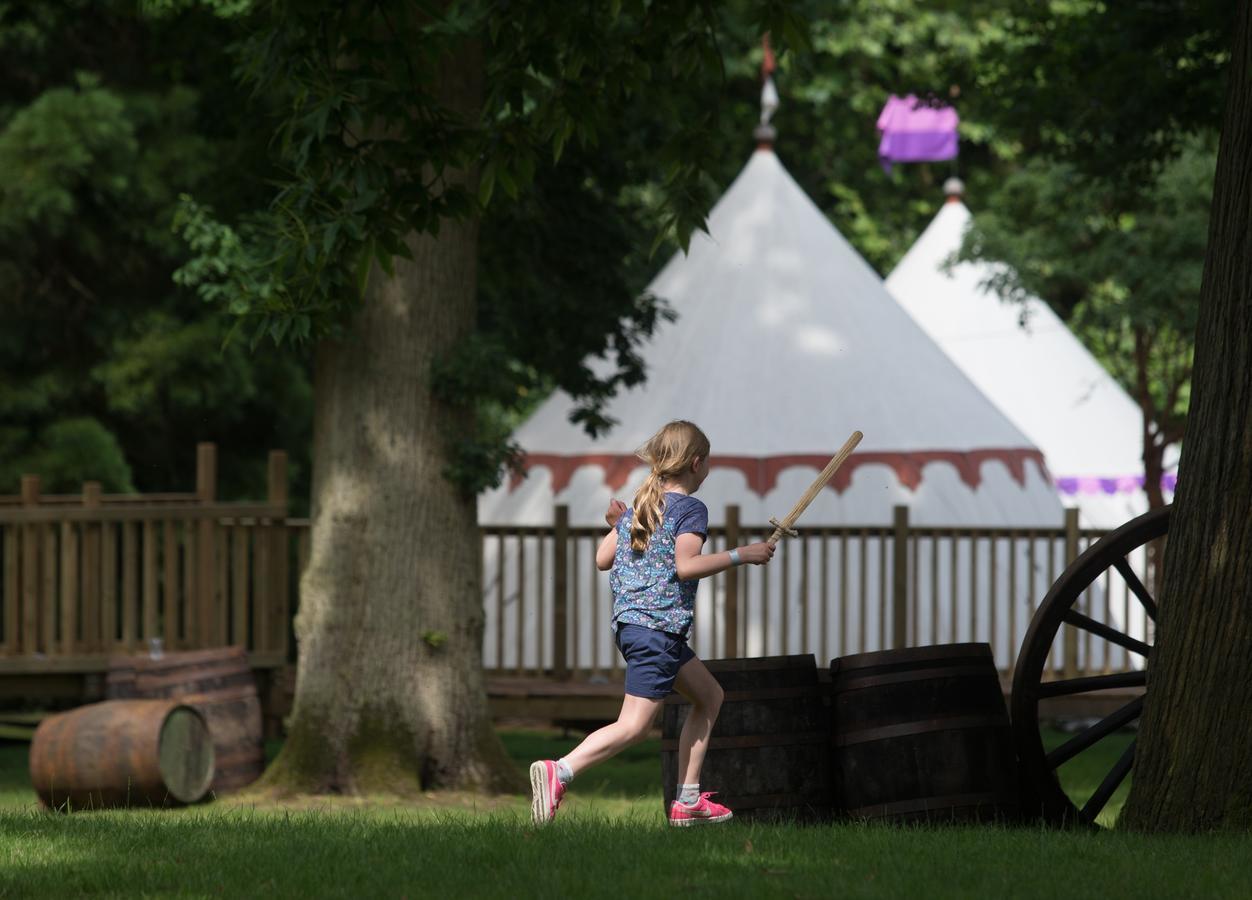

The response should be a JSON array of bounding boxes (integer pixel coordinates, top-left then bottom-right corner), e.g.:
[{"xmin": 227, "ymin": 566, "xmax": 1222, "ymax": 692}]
[
  {"xmin": 1120, "ymin": 3, "xmax": 1252, "ymax": 832},
  {"xmin": 258, "ymin": 45, "xmax": 520, "ymax": 796}
]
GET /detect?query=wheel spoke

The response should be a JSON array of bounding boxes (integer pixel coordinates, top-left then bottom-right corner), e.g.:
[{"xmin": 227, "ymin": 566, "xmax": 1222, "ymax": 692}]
[
  {"xmin": 1036, "ymin": 670, "xmax": 1146, "ymax": 698},
  {"xmin": 1062, "ymin": 609, "xmax": 1152, "ymax": 657},
  {"xmin": 1080, "ymin": 738, "xmax": 1136, "ymax": 821},
  {"xmin": 1114, "ymin": 556, "xmax": 1158, "ymax": 622},
  {"xmin": 1046, "ymin": 695, "xmax": 1145, "ymax": 769}
]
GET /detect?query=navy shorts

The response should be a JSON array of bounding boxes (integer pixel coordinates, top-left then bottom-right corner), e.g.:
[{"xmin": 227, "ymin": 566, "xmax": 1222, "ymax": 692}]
[{"xmin": 615, "ymin": 623, "xmax": 695, "ymax": 699}]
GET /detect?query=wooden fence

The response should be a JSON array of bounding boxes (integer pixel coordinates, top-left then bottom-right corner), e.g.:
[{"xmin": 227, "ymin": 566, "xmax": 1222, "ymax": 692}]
[
  {"xmin": 4, "ymin": 450, "xmax": 1148, "ymax": 687},
  {"xmin": 479, "ymin": 505, "xmax": 1147, "ymax": 680},
  {"xmin": 0, "ymin": 444, "xmax": 290, "ymax": 675}
]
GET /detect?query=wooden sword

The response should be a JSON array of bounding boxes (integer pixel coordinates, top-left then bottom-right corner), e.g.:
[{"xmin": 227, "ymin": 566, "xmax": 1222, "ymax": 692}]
[{"xmin": 766, "ymin": 431, "xmax": 864, "ymax": 546}]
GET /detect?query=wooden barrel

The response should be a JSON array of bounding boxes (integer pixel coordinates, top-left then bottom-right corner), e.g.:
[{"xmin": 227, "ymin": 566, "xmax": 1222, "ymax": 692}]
[
  {"xmin": 830, "ymin": 643, "xmax": 1019, "ymax": 824},
  {"xmin": 129, "ymin": 646, "xmax": 264, "ymax": 795},
  {"xmin": 103, "ymin": 656, "xmax": 140, "ymax": 699},
  {"xmin": 29, "ymin": 700, "xmax": 214, "ymax": 810},
  {"xmin": 660, "ymin": 654, "xmax": 831, "ymax": 823}
]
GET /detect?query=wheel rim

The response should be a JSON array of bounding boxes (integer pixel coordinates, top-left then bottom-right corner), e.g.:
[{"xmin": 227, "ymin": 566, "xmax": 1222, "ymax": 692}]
[{"xmin": 1010, "ymin": 505, "xmax": 1170, "ymax": 826}]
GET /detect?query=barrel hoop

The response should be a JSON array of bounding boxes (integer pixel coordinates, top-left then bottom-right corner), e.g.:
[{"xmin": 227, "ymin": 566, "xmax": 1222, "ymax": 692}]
[
  {"xmin": 661, "ymin": 731, "xmax": 827, "ymax": 751},
  {"xmin": 710, "ymin": 792, "xmax": 833, "ymax": 811},
  {"xmin": 845, "ymin": 791, "xmax": 1014, "ymax": 819},
  {"xmin": 833, "ymin": 714, "xmax": 1008, "ymax": 747},
  {"xmin": 830, "ymin": 665, "xmax": 995, "ymax": 693},
  {"xmin": 664, "ymin": 685, "xmax": 824, "ymax": 705},
  {"xmin": 832, "ymin": 643, "xmax": 992, "ymax": 674},
  {"xmin": 701, "ymin": 655, "xmax": 816, "ymax": 673}
]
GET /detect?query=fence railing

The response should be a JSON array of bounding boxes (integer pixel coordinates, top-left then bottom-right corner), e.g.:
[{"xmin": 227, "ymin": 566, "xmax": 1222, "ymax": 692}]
[
  {"xmin": 479, "ymin": 505, "xmax": 1147, "ymax": 680},
  {"xmin": 0, "ymin": 445, "xmax": 290, "ymax": 670}
]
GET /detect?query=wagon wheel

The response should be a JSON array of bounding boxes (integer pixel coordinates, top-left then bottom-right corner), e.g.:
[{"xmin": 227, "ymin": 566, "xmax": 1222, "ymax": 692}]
[{"xmin": 1011, "ymin": 505, "xmax": 1169, "ymax": 827}]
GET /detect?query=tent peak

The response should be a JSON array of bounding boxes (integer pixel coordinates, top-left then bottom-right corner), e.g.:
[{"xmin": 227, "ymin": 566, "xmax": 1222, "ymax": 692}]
[{"xmin": 754, "ymin": 122, "xmax": 777, "ymax": 150}]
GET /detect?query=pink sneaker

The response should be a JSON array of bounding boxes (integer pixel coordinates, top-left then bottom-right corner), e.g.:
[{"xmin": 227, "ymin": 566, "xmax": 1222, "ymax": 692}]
[
  {"xmin": 529, "ymin": 760, "xmax": 566, "ymax": 826},
  {"xmin": 669, "ymin": 792, "xmax": 733, "ymax": 826}
]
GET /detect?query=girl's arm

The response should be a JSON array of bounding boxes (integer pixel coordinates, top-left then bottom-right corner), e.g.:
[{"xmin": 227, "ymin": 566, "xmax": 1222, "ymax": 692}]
[
  {"xmin": 595, "ymin": 529, "xmax": 617, "ymax": 571},
  {"xmin": 596, "ymin": 498, "xmax": 627, "ymax": 571},
  {"xmin": 674, "ymin": 533, "xmax": 775, "ymax": 580}
]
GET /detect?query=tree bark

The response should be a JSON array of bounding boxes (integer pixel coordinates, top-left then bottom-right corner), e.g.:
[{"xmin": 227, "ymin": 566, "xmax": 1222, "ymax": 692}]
[
  {"xmin": 258, "ymin": 43, "xmax": 521, "ymax": 796},
  {"xmin": 1120, "ymin": 2, "xmax": 1252, "ymax": 832}
]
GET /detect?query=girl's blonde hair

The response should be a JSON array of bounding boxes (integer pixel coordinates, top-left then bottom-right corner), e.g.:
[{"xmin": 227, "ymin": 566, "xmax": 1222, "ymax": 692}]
[{"xmin": 629, "ymin": 420, "xmax": 710, "ymax": 552}]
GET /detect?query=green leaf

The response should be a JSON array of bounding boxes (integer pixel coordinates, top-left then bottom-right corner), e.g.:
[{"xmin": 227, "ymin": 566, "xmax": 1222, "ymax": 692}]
[
  {"xmin": 374, "ymin": 240, "xmax": 395, "ymax": 278},
  {"xmin": 478, "ymin": 160, "xmax": 496, "ymax": 207},
  {"xmin": 355, "ymin": 240, "xmax": 374, "ymax": 297},
  {"xmin": 496, "ymin": 165, "xmax": 517, "ymax": 199}
]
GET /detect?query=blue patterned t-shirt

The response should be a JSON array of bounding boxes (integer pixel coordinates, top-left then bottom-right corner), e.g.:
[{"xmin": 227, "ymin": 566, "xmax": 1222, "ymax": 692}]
[{"xmin": 609, "ymin": 492, "xmax": 709, "ymax": 638}]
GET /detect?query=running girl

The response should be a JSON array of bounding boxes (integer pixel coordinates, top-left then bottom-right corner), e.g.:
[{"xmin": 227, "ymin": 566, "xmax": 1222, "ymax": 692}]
[{"xmin": 530, "ymin": 420, "xmax": 775, "ymax": 826}]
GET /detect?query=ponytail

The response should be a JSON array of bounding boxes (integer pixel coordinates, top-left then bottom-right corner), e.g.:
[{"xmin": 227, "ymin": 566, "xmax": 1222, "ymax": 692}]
[
  {"xmin": 627, "ymin": 420, "xmax": 710, "ymax": 553},
  {"xmin": 630, "ymin": 471, "xmax": 668, "ymax": 553}
]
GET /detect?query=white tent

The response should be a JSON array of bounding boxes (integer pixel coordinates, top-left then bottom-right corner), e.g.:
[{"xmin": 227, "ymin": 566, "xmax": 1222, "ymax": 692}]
[
  {"xmin": 479, "ymin": 148, "xmax": 1074, "ymax": 673},
  {"xmin": 884, "ymin": 187, "xmax": 1172, "ymax": 530},
  {"xmin": 483, "ymin": 150, "xmax": 1064, "ymax": 531}
]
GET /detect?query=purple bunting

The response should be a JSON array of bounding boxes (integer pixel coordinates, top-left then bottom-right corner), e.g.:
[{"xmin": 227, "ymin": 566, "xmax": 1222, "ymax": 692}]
[{"xmin": 1053, "ymin": 474, "xmax": 1178, "ymax": 496}]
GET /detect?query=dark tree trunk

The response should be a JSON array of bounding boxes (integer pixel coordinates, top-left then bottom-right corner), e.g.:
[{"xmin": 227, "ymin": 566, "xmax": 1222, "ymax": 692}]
[
  {"xmin": 1120, "ymin": 3, "xmax": 1252, "ymax": 832},
  {"xmin": 258, "ymin": 44, "xmax": 521, "ymax": 797},
  {"xmin": 1133, "ymin": 326, "xmax": 1167, "ymax": 511}
]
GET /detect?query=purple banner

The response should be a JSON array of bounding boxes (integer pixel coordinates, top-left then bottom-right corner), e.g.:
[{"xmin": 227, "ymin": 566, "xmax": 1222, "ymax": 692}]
[{"xmin": 877, "ymin": 94, "xmax": 959, "ymax": 172}]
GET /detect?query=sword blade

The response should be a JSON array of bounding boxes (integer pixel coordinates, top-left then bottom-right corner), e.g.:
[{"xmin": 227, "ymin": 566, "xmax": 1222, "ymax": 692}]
[{"xmin": 767, "ymin": 431, "xmax": 863, "ymax": 545}]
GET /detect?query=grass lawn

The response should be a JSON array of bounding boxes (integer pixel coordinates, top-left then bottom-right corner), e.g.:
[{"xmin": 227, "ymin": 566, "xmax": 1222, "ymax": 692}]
[{"xmin": 1, "ymin": 727, "xmax": 1249, "ymax": 898}]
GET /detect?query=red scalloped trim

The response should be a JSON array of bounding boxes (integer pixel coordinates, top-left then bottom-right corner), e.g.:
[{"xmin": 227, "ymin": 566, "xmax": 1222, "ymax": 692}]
[{"xmin": 509, "ymin": 449, "xmax": 1050, "ymax": 497}]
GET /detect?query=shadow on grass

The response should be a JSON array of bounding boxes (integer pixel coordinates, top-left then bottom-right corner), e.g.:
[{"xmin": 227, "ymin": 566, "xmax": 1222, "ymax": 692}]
[
  {"xmin": 2, "ymin": 802, "xmax": 1251, "ymax": 900},
  {"xmin": 5, "ymin": 726, "xmax": 1130, "ymax": 820},
  {"xmin": 3, "ymin": 728, "xmax": 1251, "ymax": 898}
]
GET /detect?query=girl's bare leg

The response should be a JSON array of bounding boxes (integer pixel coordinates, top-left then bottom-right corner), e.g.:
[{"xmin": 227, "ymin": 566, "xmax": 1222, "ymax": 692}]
[
  {"xmin": 561, "ymin": 694, "xmax": 662, "ymax": 775},
  {"xmin": 672, "ymin": 657, "xmax": 724, "ymax": 785}
]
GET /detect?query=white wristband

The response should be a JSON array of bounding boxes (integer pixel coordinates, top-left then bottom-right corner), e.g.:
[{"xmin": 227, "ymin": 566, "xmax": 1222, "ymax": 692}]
[{"xmin": 728, "ymin": 548, "xmax": 741, "ymax": 565}]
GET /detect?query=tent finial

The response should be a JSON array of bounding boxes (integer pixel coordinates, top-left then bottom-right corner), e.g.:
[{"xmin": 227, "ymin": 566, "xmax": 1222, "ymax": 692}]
[
  {"xmin": 943, "ymin": 176, "xmax": 965, "ymax": 203},
  {"xmin": 755, "ymin": 34, "xmax": 778, "ymax": 150}
]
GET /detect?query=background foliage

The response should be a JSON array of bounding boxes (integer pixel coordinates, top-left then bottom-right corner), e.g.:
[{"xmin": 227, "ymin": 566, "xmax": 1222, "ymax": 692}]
[
  {"xmin": 0, "ymin": 1, "xmax": 310, "ymax": 500},
  {"xmin": 1, "ymin": 0, "xmax": 1225, "ymax": 503}
]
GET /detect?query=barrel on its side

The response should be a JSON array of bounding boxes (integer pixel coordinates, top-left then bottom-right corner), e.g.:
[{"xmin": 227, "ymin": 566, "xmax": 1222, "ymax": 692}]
[
  {"xmin": 131, "ymin": 646, "xmax": 264, "ymax": 794},
  {"xmin": 661, "ymin": 654, "xmax": 830, "ymax": 823},
  {"xmin": 830, "ymin": 643, "xmax": 1018, "ymax": 824},
  {"xmin": 29, "ymin": 700, "xmax": 214, "ymax": 810}
]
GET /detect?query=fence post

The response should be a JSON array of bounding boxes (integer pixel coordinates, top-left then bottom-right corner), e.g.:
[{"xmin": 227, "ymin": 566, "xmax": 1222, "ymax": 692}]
[
  {"xmin": 1062, "ymin": 507, "xmax": 1080, "ymax": 677},
  {"xmin": 20, "ymin": 476, "xmax": 39, "ymax": 654},
  {"xmin": 892, "ymin": 505, "xmax": 910, "ymax": 650},
  {"xmin": 267, "ymin": 450, "xmax": 289, "ymax": 659},
  {"xmin": 195, "ymin": 442, "xmax": 218, "ymax": 648},
  {"xmin": 723, "ymin": 505, "xmax": 740, "ymax": 658},
  {"xmin": 82, "ymin": 482, "xmax": 102, "ymax": 652},
  {"xmin": 553, "ymin": 505, "xmax": 569, "ymax": 680}
]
